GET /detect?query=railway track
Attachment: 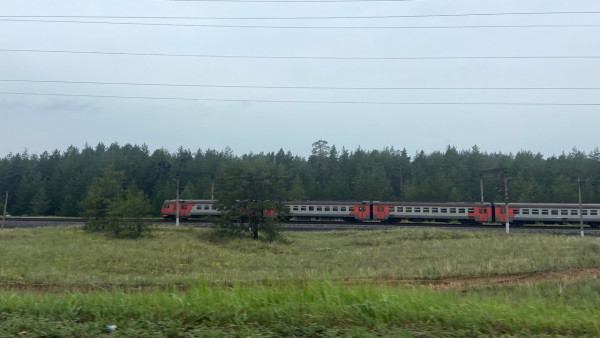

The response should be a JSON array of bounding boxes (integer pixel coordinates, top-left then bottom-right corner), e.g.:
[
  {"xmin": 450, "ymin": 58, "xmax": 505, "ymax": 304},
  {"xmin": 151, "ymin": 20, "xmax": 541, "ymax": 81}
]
[
  {"xmin": 2, "ymin": 217, "xmax": 600, "ymax": 236},
  {"xmin": 1, "ymin": 217, "xmax": 85, "ymax": 229}
]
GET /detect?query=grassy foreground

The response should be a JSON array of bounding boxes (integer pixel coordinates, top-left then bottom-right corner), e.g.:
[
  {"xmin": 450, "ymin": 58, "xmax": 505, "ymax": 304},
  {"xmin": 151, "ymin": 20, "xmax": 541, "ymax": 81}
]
[
  {"xmin": 1, "ymin": 281, "xmax": 600, "ymax": 336},
  {"xmin": 0, "ymin": 226, "xmax": 599, "ymax": 285},
  {"xmin": 0, "ymin": 226, "xmax": 599, "ymax": 336}
]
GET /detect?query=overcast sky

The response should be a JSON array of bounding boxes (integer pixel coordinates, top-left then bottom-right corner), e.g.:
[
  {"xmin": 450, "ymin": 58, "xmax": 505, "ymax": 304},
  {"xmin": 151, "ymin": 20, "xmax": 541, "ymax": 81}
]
[{"xmin": 1, "ymin": 0, "xmax": 599, "ymax": 158}]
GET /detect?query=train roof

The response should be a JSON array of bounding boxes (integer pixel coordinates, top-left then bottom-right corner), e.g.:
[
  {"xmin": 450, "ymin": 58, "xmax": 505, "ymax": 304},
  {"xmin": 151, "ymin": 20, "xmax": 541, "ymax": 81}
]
[
  {"xmin": 163, "ymin": 199, "xmax": 215, "ymax": 203},
  {"xmin": 163, "ymin": 200, "xmax": 600, "ymax": 208},
  {"xmin": 506, "ymin": 203, "xmax": 600, "ymax": 208},
  {"xmin": 375, "ymin": 201, "xmax": 491, "ymax": 207},
  {"xmin": 285, "ymin": 201, "xmax": 366, "ymax": 205}
]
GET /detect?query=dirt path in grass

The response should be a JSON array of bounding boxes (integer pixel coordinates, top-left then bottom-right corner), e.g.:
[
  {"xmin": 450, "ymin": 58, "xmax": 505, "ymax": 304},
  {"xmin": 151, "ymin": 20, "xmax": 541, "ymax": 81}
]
[
  {"xmin": 414, "ymin": 265, "xmax": 600, "ymax": 290},
  {"xmin": 1, "ymin": 266, "xmax": 600, "ymax": 292}
]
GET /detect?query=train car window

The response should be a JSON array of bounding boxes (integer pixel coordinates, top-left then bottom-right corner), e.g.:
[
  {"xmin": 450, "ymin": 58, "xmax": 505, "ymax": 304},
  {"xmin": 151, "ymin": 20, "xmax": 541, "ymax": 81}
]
[
  {"xmin": 293, "ymin": 206, "xmax": 299, "ymax": 211},
  {"xmin": 182, "ymin": 205, "xmax": 187, "ymax": 210},
  {"xmin": 324, "ymin": 206, "xmax": 330, "ymax": 211},
  {"xmin": 432, "ymin": 208, "xmax": 438, "ymax": 213},
  {"xmin": 551, "ymin": 210, "xmax": 558, "ymax": 215},
  {"xmin": 349, "ymin": 206, "xmax": 355, "ymax": 212},
  {"xmin": 316, "ymin": 206, "xmax": 322, "ymax": 211},
  {"xmin": 468, "ymin": 208, "xmax": 474, "ymax": 213},
  {"xmin": 204, "ymin": 205, "xmax": 209, "ymax": 210},
  {"xmin": 591, "ymin": 210, "xmax": 598, "ymax": 216},
  {"xmin": 441, "ymin": 208, "xmax": 447, "ymax": 213},
  {"xmin": 377, "ymin": 206, "xmax": 384, "ymax": 212},
  {"xmin": 195, "ymin": 205, "xmax": 201, "ymax": 210},
  {"xmin": 583, "ymin": 210, "xmax": 588, "ymax": 216},
  {"xmin": 414, "ymin": 207, "xmax": 421, "ymax": 212},
  {"xmin": 406, "ymin": 207, "xmax": 412, "ymax": 212},
  {"xmin": 513, "ymin": 209, "xmax": 519, "ymax": 215},
  {"xmin": 301, "ymin": 206, "xmax": 306, "ymax": 211},
  {"xmin": 561, "ymin": 210, "xmax": 568, "ymax": 215},
  {"xmin": 389, "ymin": 207, "xmax": 396, "ymax": 212},
  {"xmin": 449, "ymin": 208, "xmax": 456, "ymax": 213},
  {"xmin": 522, "ymin": 209, "xmax": 529, "ymax": 215},
  {"xmin": 398, "ymin": 207, "xmax": 404, "ymax": 212},
  {"xmin": 570, "ymin": 210, "xmax": 578, "ymax": 215},
  {"xmin": 309, "ymin": 206, "xmax": 314, "ymax": 211},
  {"xmin": 531, "ymin": 209, "xmax": 539, "ymax": 215},
  {"xmin": 163, "ymin": 203, "xmax": 170, "ymax": 208},
  {"xmin": 333, "ymin": 206, "xmax": 339, "ymax": 211},
  {"xmin": 458, "ymin": 208, "xmax": 465, "ymax": 213},
  {"xmin": 423, "ymin": 207, "xmax": 430, "ymax": 213},
  {"xmin": 541, "ymin": 209, "xmax": 548, "ymax": 215}
]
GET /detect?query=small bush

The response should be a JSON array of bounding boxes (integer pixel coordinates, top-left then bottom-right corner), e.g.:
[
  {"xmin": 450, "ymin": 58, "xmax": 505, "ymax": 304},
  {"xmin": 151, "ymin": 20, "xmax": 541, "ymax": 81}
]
[
  {"xmin": 213, "ymin": 220, "xmax": 289, "ymax": 244},
  {"xmin": 260, "ymin": 220, "xmax": 289, "ymax": 243},
  {"xmin": 83, "ymin": 218, "xmax": 153, "ymax": 238},
  {"xmin": 207, "ymin": 227, "xmax": 251, "ymax": 243},
  {"xmin": 588, "ymin": 242, "xmax": 600, "ymax": 253}
]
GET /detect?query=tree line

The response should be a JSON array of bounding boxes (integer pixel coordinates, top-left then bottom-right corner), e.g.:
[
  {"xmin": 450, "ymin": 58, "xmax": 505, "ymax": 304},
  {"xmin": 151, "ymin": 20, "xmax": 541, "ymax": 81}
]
[{"xmin": 1, "ymin": 141, "xmax": 600, "ymax": 217}]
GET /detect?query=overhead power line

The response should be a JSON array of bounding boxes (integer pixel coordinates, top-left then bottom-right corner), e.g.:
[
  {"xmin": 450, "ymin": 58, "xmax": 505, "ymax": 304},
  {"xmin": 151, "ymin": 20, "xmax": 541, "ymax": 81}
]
[
  {"xmin": 2, "ymin": 79, "xmax": 600, "ymax": 91},
  {"xmin": 2, "ymin": 11, "xmax": 600, "ymax": 20},
  {"xmin": 168, "ymin": 0, "xmax": 413, "ymax": 2},
  {"xmin": 1, "ymin": 91, "xmax": 599, "ymax": 106},
  {"xmin": 3, "ymin": 19, "xmax": 599, "ymax": 29},
  {"xmin": 2, "ymin": 49, "xmax": 599, "ymax": 60}
]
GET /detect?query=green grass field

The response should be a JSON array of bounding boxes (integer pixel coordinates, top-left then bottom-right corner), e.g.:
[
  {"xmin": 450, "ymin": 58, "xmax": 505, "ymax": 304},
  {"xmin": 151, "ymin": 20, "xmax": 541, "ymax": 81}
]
[{"xmin": 0, "ymin": 226, "xmax": 599, "ymax": 336}]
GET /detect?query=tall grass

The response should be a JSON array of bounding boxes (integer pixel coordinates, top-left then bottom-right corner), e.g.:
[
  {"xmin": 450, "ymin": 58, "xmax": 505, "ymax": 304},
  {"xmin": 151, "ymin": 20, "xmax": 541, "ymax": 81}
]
[
  {"xmin": 0, "ymin": 226, "xmax": 598, "ymax": 286},
  {"xmin": 1, "ymin": 226, "xmax": 600, "ymax": 336},
  {"xmin": 0, "ymin": 280, "xmax": 599, "ymax": 336}
]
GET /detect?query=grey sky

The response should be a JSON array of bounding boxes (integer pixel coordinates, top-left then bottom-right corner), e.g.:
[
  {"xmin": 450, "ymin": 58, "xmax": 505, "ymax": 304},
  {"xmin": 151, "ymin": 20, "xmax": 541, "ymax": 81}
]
[{"xmin": 1, "ymin": 0, "xmax": 599, "ymax": 158}]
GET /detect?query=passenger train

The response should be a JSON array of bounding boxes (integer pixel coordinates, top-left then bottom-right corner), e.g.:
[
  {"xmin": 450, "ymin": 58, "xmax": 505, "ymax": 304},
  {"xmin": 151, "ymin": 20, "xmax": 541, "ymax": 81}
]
[{"xmin": 161, "ymin": 200, "xmax": 600, "ymax": 227}]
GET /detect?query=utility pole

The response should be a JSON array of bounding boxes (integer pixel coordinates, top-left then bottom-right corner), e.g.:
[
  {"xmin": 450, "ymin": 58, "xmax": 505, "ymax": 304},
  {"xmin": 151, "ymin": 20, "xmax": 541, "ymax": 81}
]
[
  {"xmin": 504, "ymin": 172, "xmax": 510, "ymax": 234},
  {"xmin": 211, "ymin": 177, "xmax": 215, "ymax": 200},
  {"xmin": 479, "ymin": 168, "xmax": 505, "ymax": 204},
  {"xmin": 2, "ymin": 191, "xmax": 7, "ymax": 230},
  {"xmin": 176, "ymin": 175, "xmax": 180, "ymax": 227},
  {"xmin": 399, "ymin": 165, "xmax": 404, "ymax": 199},
  {"xmin": 480, "ymin": 168, "xmax": 510, "ymax": 232},
  {"xmin": 479, "ymin": 174, "xmax": 484, "ymax": 203},
  {"xmin": 579, "ymin": 178, "xmax": 584, "ymax": 237}
]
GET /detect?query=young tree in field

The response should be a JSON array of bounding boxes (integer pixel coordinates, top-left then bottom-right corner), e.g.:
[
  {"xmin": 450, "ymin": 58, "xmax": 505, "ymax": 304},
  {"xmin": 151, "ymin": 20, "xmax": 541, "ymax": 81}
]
[
  {"xmin": 107, "ymin": 188, "xmax": 154, "ymax": 237},
  {"xmin": 79, "ymin": 167, "xmax": 126, "ymax": 220},
  {"xmin": 215, "ymin": 159, "xmax": 290, "ymax": 241},
  {"xmin": 80, "ymin": 167, "xmax": 153, "ymax": 237},
  {"xmin": 30, "ymin": 186, "xmax": 50, "ymax": 216}
]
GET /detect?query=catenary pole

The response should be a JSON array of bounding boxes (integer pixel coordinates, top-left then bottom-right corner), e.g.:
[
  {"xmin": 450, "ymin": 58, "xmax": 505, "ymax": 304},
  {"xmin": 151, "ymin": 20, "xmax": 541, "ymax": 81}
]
[
  {"xmin": 579, "ymin": 178, "xmax": 584, "ymax": 237},
  {"xmin": 176, "ymin": 175, "xmax": 180, "ymax": 227},
  {"xmin": 211, "ymin": 177, "xmax": 215, "ymax": 200},
  {"xmin": 2, "ymin": 191, "xmax": 7, "ymax": 230},
  {"xmin": 479, "ymin": 174, "xmax": 484, "ymax": 203},
  {"xmin": 504, "ymin": 174, "xmax": 510, "ymax": 234}
]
